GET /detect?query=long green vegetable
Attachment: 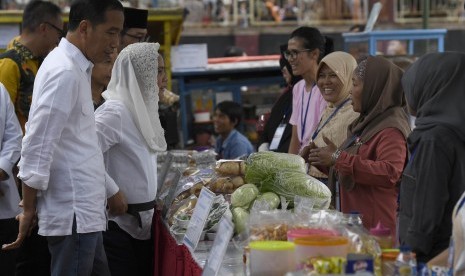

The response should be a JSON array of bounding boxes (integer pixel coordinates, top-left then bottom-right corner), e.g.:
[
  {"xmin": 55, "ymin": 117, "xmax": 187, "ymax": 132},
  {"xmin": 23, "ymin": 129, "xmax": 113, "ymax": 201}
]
[
  {"xmin": 244, "ymin": 152, "xmax": 331, "ymax": 207},
  {"xmin": 245, "ymin": 152, "xmax": 306, "ymax": 189},
  {"xmin": 272, "ymin": 171, "xmax": 331, "ymax": 205}
]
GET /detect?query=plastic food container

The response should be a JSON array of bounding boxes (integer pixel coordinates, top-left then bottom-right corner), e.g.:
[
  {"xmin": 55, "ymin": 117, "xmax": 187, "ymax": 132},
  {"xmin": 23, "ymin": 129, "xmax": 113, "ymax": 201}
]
[
  {"xmin": 287, "ymin": 228, "xmax": 338, "ymax": 242},
  {"xmin": 294, "ymin": 235, "xmax": 349, "ymax": 263},
  {"xmin": 249, "ymin": 241, "xmax": 295, "ymax": 276},
  {"xmin": 370, "ymin": 221, "xmax": 392, "ymax": 249},
  {"xmin": 381, "ymin": 249, "xmax": 399, "ymax": 275},
  {"xmin": 174, "ymin": 216, "xmax": 190, "ymax": 228}
]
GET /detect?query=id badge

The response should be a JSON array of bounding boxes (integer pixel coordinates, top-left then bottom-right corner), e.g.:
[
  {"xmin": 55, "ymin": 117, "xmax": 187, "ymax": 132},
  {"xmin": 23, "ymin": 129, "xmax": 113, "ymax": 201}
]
[{"xmin": 269, "ymin": 123, "xmax": 286, "ymax": 150}]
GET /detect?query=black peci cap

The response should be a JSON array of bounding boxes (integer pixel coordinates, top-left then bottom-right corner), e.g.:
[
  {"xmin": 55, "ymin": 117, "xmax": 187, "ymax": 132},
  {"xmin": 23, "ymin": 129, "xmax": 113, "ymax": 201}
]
[{"xmin": 123, "ymin": 7, "xmax": 148, "ymax": 29}]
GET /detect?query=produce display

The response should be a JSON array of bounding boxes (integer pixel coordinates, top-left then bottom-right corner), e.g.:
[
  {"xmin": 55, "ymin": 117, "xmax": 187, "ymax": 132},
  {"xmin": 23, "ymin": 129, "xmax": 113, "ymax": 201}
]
[
  {"xmin": 156, "ymin": 150, "xmax": 415, "ymax": 275},
  {"xmin": 245, "ymin": 152, "xmax": 331, "ymax": 208},
  {"xmin": 169, "ymin": 194, "xmax": 230, "ymax": 241}
]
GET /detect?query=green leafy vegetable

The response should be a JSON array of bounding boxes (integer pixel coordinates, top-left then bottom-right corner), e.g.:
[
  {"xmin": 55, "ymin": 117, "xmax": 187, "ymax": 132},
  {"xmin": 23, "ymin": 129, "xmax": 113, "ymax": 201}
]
[
  {"xmin": 232, "ymin": 207, "xmax": 249, "ymax": 234},
  {"xmin": 271, "ymin": 171, "xmax": 331, "ymax": 208},
  {"xmin": 244, "ymin": 152, "xmax": 331, "ymax": 208},
  {"xmin": 245, "ymin": 152, "xmax": 306, "ymax": 189},
  {"xmin": 231, "ymin": 184, "xmax": 259, "ymax": 209},
  {"xmin": 255, "ymin": 192, "xmax": 280, "ymax": 209}
]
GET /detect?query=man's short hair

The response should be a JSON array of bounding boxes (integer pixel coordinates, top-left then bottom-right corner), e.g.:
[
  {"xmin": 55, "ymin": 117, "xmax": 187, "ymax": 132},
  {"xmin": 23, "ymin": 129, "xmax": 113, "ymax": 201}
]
[
  {"xmin": 22, "ymin": 1, "xmax": 62, "ymax": 32},
  {"xmin": 68, "ymin": 0, "xmax": 123, "ymax": 31},
  {"xmin": 215, "ymin": 101, "xmax": 242, "ymax": 127}
]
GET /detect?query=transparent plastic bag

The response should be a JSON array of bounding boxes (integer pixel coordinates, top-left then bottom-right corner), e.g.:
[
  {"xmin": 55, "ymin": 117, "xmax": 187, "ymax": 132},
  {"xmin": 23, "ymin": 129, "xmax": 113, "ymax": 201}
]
[
  {"xmin": 192, "ymin": 150, "xmax": 217, "ymax": 169},
  {"xmin": 215, "ymin": 159, "xmax": 246, "ymax": 176},
  {"xmin": 248, "ymin": 210, "xmax": 295, "ymax": 241}
]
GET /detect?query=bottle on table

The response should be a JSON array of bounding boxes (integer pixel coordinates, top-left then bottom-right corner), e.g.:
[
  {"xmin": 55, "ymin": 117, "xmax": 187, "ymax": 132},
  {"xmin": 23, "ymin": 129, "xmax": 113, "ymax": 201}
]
[
  {"xmin": 395, "ymin": 245, "xmax": 417, "ymax": 276},
  {"xmin": 370, "ymin": 221, "xmax": 393, "ymax": 249}
]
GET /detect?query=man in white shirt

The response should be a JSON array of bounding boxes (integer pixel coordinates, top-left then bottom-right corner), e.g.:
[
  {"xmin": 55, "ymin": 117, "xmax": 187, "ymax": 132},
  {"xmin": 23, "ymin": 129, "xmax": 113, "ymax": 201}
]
[
  {"xmin": 0, "ymin": 82, "xmax": 22, "ymax": 276},
  {"xmin": 2, "ymin": 0, "xmax": 125, "ymax": 275}
]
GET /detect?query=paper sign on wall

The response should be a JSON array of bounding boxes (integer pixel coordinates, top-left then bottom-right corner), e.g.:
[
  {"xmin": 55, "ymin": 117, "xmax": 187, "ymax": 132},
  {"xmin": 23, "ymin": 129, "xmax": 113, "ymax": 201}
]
[{"xmin": 171, "ymin": 44, "xmax": 208, "ymax": 72}]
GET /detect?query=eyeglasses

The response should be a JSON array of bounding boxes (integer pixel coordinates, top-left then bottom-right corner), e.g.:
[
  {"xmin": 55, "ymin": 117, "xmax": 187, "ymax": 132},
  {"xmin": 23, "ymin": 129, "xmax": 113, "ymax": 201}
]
[
  {"xmin": 123, "ymin": 32, "xmax": 150, "ymax": 43},
  {"xmin": 283, "ymin": 48, "xmax": 312, "ymax": 60},
  {"xmin": 44, "ymin": 21, "xmax": 65, "ymax": 38}
]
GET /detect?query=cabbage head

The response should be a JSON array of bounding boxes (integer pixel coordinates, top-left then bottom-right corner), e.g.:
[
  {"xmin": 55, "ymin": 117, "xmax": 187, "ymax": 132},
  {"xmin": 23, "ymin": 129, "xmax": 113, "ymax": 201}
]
[
  {"xmin": 232, "ymin": 207, "xmax": 249, "ymax": 234},
  {"xmin": 245, "ymin": 152, "xmax": 306, "ymax": 189},
  {"xmin": 231, "ymin": 184, "xmax": 259, "ymax": 209}
]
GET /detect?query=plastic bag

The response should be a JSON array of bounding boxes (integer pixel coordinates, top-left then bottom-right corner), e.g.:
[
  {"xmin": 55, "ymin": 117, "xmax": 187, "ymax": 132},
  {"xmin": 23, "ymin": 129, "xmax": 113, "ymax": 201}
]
[
  {"xmin": 248, "ymin": 210, "xmax": 295, "ymax": 241},
  {"xmin": 215, "ymin": 159, "xmax": 246, "ymax": 176}
]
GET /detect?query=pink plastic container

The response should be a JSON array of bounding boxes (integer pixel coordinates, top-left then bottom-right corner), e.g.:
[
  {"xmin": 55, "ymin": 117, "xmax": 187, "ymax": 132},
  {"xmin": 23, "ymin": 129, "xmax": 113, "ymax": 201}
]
[
  {"xmin": 370, "ymin": 221, "xmax": 393, "ymax": 249},
  {"xmin": 287, "ymin": 228, "xmax": 338, "ymax": 242}
]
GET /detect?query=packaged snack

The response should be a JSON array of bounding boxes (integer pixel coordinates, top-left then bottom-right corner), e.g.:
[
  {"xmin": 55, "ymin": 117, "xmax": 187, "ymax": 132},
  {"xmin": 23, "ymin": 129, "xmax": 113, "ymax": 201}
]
[{"xmin": 248, "ymin": 210, "xmax": 294, "ymax": 241}]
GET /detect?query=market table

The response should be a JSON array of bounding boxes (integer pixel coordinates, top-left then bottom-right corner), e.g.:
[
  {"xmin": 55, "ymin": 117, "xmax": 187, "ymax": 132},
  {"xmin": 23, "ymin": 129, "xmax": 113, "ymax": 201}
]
[
  {"xmin": 153, "ymin": 210, "xmax": 244, "ymax": 276},
  {"xmin": 153, "ymin": 210, "xmax": 203, "ymax": 276}
]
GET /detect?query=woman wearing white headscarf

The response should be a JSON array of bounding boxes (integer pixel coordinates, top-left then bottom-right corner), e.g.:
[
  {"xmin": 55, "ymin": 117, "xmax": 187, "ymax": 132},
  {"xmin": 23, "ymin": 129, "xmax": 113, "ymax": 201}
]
[{"xmin": 95, "ymin": 42, "xmax": 167, "ymax": 276}]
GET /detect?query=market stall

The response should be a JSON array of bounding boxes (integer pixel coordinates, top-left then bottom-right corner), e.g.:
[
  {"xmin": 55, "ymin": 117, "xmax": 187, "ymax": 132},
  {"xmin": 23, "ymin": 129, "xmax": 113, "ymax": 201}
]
[{"xmin": 154, "ymin": 150, "xmax": 451, "ymax": 276}]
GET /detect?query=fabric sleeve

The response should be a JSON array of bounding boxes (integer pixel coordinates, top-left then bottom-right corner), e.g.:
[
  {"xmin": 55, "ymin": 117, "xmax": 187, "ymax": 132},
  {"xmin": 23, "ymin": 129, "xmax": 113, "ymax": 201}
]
[
  {"xmin": 94, "ymin": 103, "xmax": 122, "ymax": 153},
  {"xmin": 0, "ymin": 85, "xmax": 22, "ymax": 177},
  {"xmin": 0, "ymin": 58, "xmax": 21, "ymax": 104},
  {"xmin": 18, "ymin": 69, "xmax": 77, "ymax": 190},
  {"xmin": 228, "ymin": 138, "xmax": 254, "ymax": 159},
  {"xmin": 289, "ymin": 83, "xmax": 300, "ymax": 126},
  {"xmin": 402, "ymin": 139, "xmax": 453, "ymax": 256},
  {"xmin": 335, "ymin": 128, "xmax": 407, "ymax": 188},
  {"xmin": 95, "ymin": 102, "xmax": 123, "ymax": 197},
  {"xmin": 105, "ymin": 172, "xmax": 119, "ymax": 198}
]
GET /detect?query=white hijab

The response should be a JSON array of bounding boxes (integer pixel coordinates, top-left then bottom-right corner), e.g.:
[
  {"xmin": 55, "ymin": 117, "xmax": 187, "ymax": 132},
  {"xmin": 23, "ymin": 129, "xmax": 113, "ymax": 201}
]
[{"xmin": 102, "ymin": 42, "xmax": 167, "ymax": 152}]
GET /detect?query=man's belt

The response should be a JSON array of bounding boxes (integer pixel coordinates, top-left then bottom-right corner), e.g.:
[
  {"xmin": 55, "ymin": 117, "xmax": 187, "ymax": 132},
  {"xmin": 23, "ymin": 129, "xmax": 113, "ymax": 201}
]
[{"xmin": 126, "ymin": 199, "xmax": 156, "ymax": 228}]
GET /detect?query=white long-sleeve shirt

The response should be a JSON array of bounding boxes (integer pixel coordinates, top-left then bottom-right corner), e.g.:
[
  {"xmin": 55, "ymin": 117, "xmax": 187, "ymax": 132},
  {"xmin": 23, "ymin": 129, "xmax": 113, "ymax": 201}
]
[
  {"xmin": 0, "ymin": 83, "xmax": 22, "ymax": 219},
  {"xmin": 95, "ymin": 100, "xmax": 158, "ymax": 240},
  {"xmin": 18, "ymin": 39, "xmax": 118, "ymax": 236}
]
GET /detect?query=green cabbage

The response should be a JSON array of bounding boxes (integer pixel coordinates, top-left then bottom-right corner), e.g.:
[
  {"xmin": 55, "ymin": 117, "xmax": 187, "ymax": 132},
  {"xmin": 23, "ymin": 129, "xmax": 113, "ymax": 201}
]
[
  {"xmin": 244, "ymin": 151, "xmax": 331, "ymax": 208},
  {"xmin": 256, "ymin": 192, "xmax": 280, "ymax": 209},
  {"xmin": 272, "ymin": 171, "xmax": 331, "ymax": 208},
  {"xmin": 231, "ymin": 184, "xmax": 259, "ymax": 209},
  {"xmin": 245, "ymin": 152, "xmax": 306, "ymax": 189},
  {"xmin": 232, "ymin": 207, "xmax": 249, "ymax": 234}
]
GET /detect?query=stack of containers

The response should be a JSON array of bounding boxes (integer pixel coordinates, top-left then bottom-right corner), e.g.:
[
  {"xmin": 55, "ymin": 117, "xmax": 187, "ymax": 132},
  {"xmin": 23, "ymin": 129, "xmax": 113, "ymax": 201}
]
[
  {"xmin": 293, "ymin": 235, "xmax": 349, "ymax": 270},
  {"xmin": 249, "ymin": 241, "xmax": 296, "ymax": 276}
]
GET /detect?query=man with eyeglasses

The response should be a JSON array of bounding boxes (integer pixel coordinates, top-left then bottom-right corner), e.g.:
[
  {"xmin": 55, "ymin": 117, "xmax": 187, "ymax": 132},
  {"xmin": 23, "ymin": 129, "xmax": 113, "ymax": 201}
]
[
  {"xmin": 119, "ymin": 7, "xmax": 149, "ymax": 52},
  {"xmin": 0, "ymin": 1, "xmax": 62, "ymax": 132}
]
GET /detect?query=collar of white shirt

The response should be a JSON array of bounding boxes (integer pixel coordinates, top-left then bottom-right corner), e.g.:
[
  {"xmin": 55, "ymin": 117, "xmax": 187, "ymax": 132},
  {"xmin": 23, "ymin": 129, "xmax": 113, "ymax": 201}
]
[{"xmin": 59, "ymin": 38, "xmax": 94, "ymax": 78}]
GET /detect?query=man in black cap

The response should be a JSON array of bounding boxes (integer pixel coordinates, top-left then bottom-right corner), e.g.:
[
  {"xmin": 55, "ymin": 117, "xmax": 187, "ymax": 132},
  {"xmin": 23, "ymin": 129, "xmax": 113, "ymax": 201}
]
[{"xmin": 119, "ymin": 7, "xmax": 149, "ymax": 52}]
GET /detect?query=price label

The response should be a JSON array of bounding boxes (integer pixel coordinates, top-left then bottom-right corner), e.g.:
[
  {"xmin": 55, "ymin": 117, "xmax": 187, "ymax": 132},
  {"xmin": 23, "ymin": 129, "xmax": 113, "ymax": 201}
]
[
  {"xmin": 183, "ymin": 187, "xmax": 215, "ymax": 252},
  {"xmin": 202, "ymin": 216, "xmax": 234, "ymax": 276}
]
